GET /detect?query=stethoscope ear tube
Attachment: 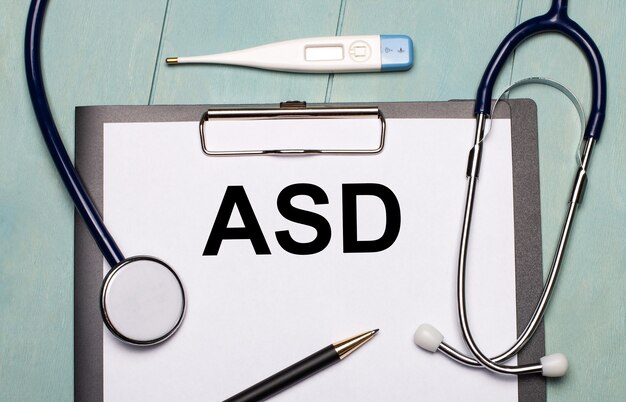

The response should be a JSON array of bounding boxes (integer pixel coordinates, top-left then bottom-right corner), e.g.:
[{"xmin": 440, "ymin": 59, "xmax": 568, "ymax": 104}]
[
  {"xmin": 474, "ymin": 0, "xmax": 606, "ymax": 141},
  {"xmin": 25, "ymin": 0, "xmax": 124, "ymax": 267},
  {"xmin": 416, "ymin": 0, "xmax": 607, "ymax": 377}
]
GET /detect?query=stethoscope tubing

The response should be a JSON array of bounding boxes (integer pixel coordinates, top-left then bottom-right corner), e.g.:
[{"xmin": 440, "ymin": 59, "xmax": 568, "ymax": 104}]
[
  {"xmin": 475, "ymin": 0, "xmax": 606, "ymax": 141},
  {"xmin": 434, "ymin": 77, "xmax": 589, "ymax": 371},
  {"xmin": 25, "ymin": 0, "xmax": 124, "ymax": 267},
  {"xmin": 455, "ymin": 123, "xmax": 596, "ymax": 375},
  {"xmin": 459, "ymin": 159, "xmax": 545, "ymax": 375},
  {"xmin": 455, "ymin": 0, "xmax": 606, "ymax": 376}
]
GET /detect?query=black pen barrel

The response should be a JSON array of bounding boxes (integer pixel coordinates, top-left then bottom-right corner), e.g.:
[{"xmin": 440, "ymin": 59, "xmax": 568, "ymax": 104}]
[{"xmin": 224, "ymin": 345, "xmax": 339, "ymax": 402}]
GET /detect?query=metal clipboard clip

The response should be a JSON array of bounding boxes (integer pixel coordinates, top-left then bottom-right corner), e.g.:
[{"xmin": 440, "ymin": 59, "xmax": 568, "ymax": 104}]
[{"xmin": 198, "ymin": 101, "xmax": 386, "ymax": 156}]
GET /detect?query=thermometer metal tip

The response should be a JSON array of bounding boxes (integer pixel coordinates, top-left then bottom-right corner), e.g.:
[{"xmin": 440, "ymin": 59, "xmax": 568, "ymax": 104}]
[{"xmin": 165, "ymin": 35, "xmax": 413, "ymax": 73}]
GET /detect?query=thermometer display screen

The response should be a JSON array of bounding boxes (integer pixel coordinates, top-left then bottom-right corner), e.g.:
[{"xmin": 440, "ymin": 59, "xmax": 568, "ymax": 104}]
[{"xmin": 305, "ymin": 46, "xmax": 344, "ymax": 61}]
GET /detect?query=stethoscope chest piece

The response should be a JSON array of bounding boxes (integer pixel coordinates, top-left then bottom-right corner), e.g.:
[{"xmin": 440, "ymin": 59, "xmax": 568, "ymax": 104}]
[{"xmin": 100, "ymin": 256, "xmax": 186, "ymax": 346}]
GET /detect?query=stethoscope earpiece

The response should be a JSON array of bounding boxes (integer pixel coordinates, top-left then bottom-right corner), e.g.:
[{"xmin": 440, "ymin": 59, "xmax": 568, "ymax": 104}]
[
  {"xmin": 100, "ymin": 256, "xmax": 186, "ymax": 346},
  {"xmin": 414, "ymin": 323, "xmax": 443, "ymax": 352},
  {"xmin": 540, "ymin": 353, "xmax": 568, "ymax": 377},
  {"xmin": 414, "ymin": 323, "xmax": 569, "ymax": 377}
]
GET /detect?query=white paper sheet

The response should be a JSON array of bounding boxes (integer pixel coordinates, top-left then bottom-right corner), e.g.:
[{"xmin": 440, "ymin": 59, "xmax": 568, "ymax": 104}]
[{"xmin": 102, "ymin": 117, "xmax": 519, "ymax": 401}]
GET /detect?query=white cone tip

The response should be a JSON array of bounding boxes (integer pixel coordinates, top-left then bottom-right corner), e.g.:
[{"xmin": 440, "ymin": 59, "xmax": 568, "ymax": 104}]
[
  {"xmin": 540, "ymin": 353, "xmax": 568, "ymax": 377},
  {"xmin": 414, "ymin": 324, "xmax": 443, "ymax": 352}
]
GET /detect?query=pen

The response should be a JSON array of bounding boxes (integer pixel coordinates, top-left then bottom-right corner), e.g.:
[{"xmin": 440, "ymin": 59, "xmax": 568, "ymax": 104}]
[{"xmin": 223, "ymin": 329, "xmax": 379, "ymax": 402}]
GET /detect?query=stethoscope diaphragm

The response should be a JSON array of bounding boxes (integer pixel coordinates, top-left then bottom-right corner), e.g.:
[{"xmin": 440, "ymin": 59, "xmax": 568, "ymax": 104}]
[{"xmin": 100, "ymin": 256, "xmax": 186, "ymax": 346}]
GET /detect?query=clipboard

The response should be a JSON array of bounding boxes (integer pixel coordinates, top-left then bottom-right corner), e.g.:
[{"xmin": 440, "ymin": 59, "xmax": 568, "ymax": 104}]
[{"xmin": 75, "ymin": 100, "xmax": 545, "ymax": 401}]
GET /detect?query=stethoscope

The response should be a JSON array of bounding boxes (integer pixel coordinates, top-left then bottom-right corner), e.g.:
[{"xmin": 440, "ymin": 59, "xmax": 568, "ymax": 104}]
[
  {"xmin": 414, "ymin": 0, "xmax": 606, "ymax": 377},
  {"xmin": 26, "ymin": 0, "xmax": 606, "ymax": 369},
  {"xmin": 25, "ymin": 0, "xmax": 186, "ymax": 346}
]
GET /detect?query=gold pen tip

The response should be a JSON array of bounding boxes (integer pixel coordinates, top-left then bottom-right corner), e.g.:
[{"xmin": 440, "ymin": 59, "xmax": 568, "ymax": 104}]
[
  {"xmin": 333, "ymin": 329, "xmax": 379, "ymax": 359},
  {"xmin": 166, "ymin": 57, "xmax": 178, "ymax": 65}
]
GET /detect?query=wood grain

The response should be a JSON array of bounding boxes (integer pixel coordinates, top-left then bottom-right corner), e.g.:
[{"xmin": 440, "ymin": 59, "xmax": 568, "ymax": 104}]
[
  {"xmin": 0, "ymin": 0, "xmax": 167, "ymax": 400},
  {"xmin": 0, "ymin": 0, "xmax": 623, "ymax": 400},
  {"xmin": 510, "ymin": 1, "xmax": 626, "ymax": 401}
]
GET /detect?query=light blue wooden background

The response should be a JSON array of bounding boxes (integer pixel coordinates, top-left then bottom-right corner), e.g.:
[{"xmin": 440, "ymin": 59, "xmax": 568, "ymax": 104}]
[{"xmin": 1, "ymin": 0, "xmax": 624, "ymax": 400}]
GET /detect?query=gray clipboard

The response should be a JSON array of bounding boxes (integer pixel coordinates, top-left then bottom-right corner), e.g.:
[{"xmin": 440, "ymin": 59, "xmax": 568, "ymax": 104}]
[{"xmin": 74, "ymin": 100, "xmax": 545, "ymax": 401}]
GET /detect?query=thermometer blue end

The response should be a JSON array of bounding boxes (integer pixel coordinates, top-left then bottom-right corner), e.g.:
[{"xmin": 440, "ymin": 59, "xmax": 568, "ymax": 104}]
[{"xmin": 380, "ymin": 35, "xmax": 414, "ymax": 72}]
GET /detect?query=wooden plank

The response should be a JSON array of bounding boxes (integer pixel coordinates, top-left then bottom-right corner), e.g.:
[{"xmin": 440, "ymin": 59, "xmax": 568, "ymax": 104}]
[
  {"xmin": 329, "ymin": 0, "xmax": 523, "ymax": 102},
  {"xmin": 0, "ymin": 1, "xmax": 167, "ymax": 400},
  {"xmin": 151, "ymin": 0, "xmax": 342, "ymax": 104},
  {"xmin": 509, "ymin": 1, "xmax": 626, "ymax": 401},
  {"xmin": 1, "ymin": 0, "xmax": 624, "ymax": 400}
]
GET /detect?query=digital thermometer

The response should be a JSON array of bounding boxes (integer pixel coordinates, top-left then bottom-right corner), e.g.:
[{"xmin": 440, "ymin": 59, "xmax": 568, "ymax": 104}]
[{"xmin": 166, "ymin": 35, "xmax": 413, "ymax": 73}]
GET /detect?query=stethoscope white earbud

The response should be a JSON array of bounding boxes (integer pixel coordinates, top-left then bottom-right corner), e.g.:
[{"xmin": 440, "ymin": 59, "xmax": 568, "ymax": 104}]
[
  {"xmin": 539, "ymin": 354, "xmax": 568, "ymax": 377},
  {"xmin": 414, "ymin": 324, "xmax": 568, "ymax": 377},
  {"xmin": 101, "ymin": 256, "xmax": 186, "ymax": 346},
  {"xmin": 413, "ymin": 324, "xmax": 443, "ymax": 353}
]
